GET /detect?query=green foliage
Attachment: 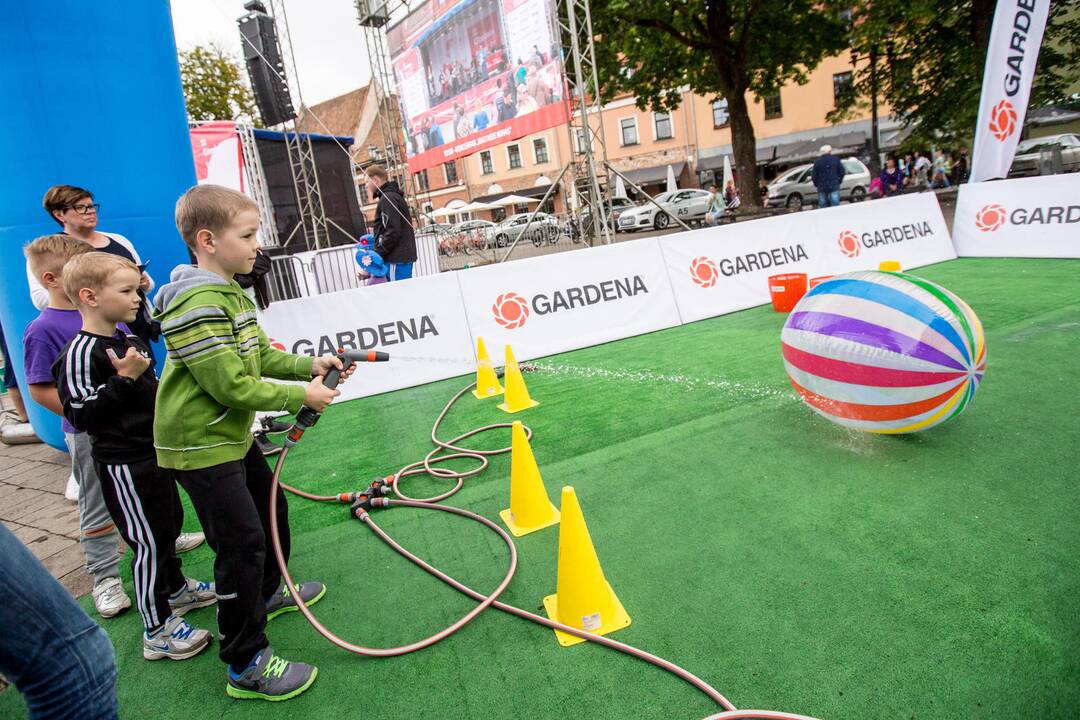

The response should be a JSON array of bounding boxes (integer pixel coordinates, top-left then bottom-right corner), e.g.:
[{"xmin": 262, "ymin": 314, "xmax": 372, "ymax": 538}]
[
  {"xmin": 832, "ymin": 0, "xmax": 1080, "ymax": 150},
  {"xmin": 587, "ymin": 0, "xmax": 849, "ymax": 205},
  {"xmin": 179, "ymin": 43, "xmax": 262, "ymax": 126}
]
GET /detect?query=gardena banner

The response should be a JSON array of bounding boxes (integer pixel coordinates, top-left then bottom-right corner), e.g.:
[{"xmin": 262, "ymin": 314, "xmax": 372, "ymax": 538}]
[
  {"xmin": 456, "ymin": 237, "xmax": 682, "ymax": 361},
  {"xmin": 662, "ymin": 192, "xmax": 956, "ymax": 323},
  {"xmin": 952, "ymin": 173, "xmax": 1080, "ymax": 257},
  {"xmin": 258, "ymin": 272, "xmax": 475, "ymax": 400}
]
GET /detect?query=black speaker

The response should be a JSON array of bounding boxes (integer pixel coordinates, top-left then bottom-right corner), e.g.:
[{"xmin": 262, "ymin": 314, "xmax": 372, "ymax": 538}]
[{"xmin": 237, "ymin": 8, "xmax": 296, "ymax": 127}]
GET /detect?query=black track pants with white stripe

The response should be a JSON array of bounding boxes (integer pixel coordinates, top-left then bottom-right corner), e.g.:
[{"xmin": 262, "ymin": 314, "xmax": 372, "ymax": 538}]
[{"xmin": 95, "ymin": 458, "xmax": 185, "ymax": 633}]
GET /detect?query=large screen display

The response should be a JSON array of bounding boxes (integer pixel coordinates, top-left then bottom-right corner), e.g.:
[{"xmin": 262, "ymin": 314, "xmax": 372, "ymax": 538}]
[{"xmin": 388, "ymin": 0, "xmax": 569, "ymax": 174}]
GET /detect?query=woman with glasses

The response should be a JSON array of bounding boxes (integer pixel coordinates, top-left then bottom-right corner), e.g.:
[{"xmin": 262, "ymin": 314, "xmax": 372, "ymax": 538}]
[{"xmin": 27, "ymin": 185, "xmax": 156, "ymax": 345}]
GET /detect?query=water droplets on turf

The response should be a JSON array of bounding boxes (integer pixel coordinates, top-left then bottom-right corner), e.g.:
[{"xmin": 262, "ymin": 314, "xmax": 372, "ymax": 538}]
[{"xmin": 529, "ymin": 361, "xmax": 792, "ymax": 403}]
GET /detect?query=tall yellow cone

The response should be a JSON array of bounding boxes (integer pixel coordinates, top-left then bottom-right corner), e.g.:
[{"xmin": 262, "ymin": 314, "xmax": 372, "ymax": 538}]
[
  {"xmin": 471, "ymin": 336, "xmax": 503, "ymax": 399},
  {"xmin": 497, "ymin": 345, "xmax": 539, "ymax": 413},
  {"xmin": 498, "ymin": 422, "xmax": 560, "ymax": 537},
  {"xmin": 543, "ymin": 487, "xmax": 631, "ymax": 646}
]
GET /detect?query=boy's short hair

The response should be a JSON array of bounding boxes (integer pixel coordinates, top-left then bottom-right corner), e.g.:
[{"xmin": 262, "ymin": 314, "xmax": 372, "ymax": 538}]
[
  {"xmin": 62, "ymin": 252, "xmax": 140, "ymax": 307},
  {"xmin": 43, "ymin": 185, "xmax": 93, "ymax": 226},
  {"xmin": 24, "ymin": 234, "xmax": 93, "ymax": 280},
  {"xmin": 175, "ymin": 184, "xmax": 258, "ymax": 251},
  {"xmin": 366, "ymin": 165, "xmax": 388, "ymax": 183}
]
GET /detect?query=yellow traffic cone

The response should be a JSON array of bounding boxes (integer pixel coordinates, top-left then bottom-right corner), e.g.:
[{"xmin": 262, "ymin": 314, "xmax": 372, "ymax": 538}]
[
  {"xmin": 543, "ymin": 486, "xmax": 631, "ymax": 647},
  {"xmin": 498, "ymin": 421, "xmax": 560, "ymax": 537},
  {"xmin": 471, "ymin": 336, "xmax": 503, "ymax": 399},
  {"xmin": 497, "ymin": 344, "xmax": 539, "ymax": 413}
]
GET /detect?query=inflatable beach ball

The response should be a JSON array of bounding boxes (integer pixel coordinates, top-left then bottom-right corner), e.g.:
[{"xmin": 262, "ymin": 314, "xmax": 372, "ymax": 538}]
[{"xmin": 781, "ymin": 271, "xmax": 986, "ymax": 433}]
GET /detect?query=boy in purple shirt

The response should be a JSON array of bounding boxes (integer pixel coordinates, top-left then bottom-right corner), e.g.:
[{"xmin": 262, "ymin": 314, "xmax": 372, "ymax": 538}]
[{"xmin": 22, "ymin": 235, "xmax": 130, "ymax": 618}]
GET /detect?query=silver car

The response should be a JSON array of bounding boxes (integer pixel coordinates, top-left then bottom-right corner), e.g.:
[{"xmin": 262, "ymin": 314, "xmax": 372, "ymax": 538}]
[
  {"xmin": 766, "ymin": 158, "xmax": 871, "ymax": 210},
  {"xmin": 616, "ymin": 189, "xmax": 712, "ymax": 231},
  {"xmin": 1009, "ymin": 133, "xmax": 1080, "ymax": 177},
  {"xmin": 491, "ymin": 212, "xmax": 562, "ymax": 247}
]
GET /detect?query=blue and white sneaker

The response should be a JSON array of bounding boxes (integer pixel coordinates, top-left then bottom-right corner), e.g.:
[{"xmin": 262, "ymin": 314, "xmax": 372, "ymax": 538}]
[
  {"xmin": 169, "ymin": 577, "xmax": 217, "ymax": 616},
  {"xmin": 143, "ymin": 614, "xmax": 212, "ymax": 661}
]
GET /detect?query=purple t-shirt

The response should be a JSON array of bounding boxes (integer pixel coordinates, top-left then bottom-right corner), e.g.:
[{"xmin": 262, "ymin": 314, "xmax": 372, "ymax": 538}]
[{"xmin": 22, "ymin": 307, "xmax": 128, "ymax": 434}]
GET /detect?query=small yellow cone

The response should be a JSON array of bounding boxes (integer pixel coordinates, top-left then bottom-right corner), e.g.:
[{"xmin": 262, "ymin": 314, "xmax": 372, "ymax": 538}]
[
  {"xmin": 471, "ymin": 336, "xmax": 503, "ymax": 399},
  {"xmin": 498, "ymin": 422, "xmax": 560, "ymax": 537},
  {"xmin": 878, "ymin": 260, "xmax": 901, "ymax": 271},
  {"xmin": 497, "ymin": 345, "xmax": 539, "ymax": 413},
  {"xmin": 543, "ymin": 487, "xmax": 631, "ymax": 647}
]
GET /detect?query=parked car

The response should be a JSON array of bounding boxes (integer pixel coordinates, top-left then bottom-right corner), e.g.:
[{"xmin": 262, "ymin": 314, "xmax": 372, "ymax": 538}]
[
  {"xmin": 491, "ymin": 212, "xmax": 562, "ymax": 247},
  {"xmin": 616, "ymin": 189, "xmax": 712, "ymax": 231},
  {"xmin": 1008, "ymin": 133, "xmax": 1080, "ymax": 177},
  {"xmin": 579, "ymin": 196, "xmax": 638, "ymax": 230},
  {"xmin": 766, "ymin": 158, "xmax": 870, "ymax": 209}
]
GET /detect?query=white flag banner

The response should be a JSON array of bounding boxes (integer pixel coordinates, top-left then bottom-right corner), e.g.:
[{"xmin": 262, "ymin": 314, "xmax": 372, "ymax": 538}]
[{"xmin": 969, "ymin": 0, "xmax": 1050, "ymax": 182}]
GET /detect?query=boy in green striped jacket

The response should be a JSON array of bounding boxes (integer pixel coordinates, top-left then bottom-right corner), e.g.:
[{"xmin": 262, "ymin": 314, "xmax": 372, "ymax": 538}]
[{"xmin": 154, "ymin": 184, "xmax": 352, "ymax": 701}]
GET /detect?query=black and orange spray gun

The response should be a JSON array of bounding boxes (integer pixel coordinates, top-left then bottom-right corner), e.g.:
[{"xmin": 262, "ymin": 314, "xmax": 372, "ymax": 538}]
[{"xmin": 285, "ymin": 348, "xmax": 390, "ymax": 448}]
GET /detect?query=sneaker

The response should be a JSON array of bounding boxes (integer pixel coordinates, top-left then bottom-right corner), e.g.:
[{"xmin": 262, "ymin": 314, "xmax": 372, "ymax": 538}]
[
  {"xmin": 0, "ymin": 421, "xmax": 41, "ymax": 445},
  {"xmin": 226, "ymin": 647, "xmax": 318, "ymax": 701},
  {"xmin": 92, "ymin": 577, "xmax": 132, "ymax": 618},
  {"xmin": 254, "ymin": 432, "xmax": 282, "ymax": 457},
  {"xmin": 64, "ymin": 473, "xmax": 79, "ymax": 502},
  {"xmin": 143, "ymin": 614, "xmax": 212, "ymax": 661},
  {"xmin": 260, "ymin": 416, "xmax": 293, "ymax": 433},
  {"xmin": 265, "ymin": 581, "xmax": 326, "ymax": 621},
  {"xmin": 169, "ymin": 577, "xmax": 217, "ymax": 616},
  {"xmin": 174, "ymin": 531, "xmax": 205, "ymax": 554}
]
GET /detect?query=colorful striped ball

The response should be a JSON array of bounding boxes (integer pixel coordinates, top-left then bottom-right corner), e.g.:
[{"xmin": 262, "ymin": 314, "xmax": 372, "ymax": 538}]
[{"xmin": 781, "ymin": 271, "xmax": 986, "ymax": 434}]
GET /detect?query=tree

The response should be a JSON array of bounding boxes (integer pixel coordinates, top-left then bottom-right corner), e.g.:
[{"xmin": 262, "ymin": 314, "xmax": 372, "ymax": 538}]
[
  {"xmin": 830, "ymin": 0, "xmax": 1080, "ymax": 151},
  {"xmin": 179, "ymin": 43, "xmax": 262, "ymax": 125},
  {"xmin": 588, "ymin": 1, "xmax": 849, "ymax": 207}
]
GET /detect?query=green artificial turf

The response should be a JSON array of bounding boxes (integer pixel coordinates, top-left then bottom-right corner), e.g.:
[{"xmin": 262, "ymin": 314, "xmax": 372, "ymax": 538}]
[{"xmin": 3, "ymin": 257, "xmax": 1078, "ymax": 719}]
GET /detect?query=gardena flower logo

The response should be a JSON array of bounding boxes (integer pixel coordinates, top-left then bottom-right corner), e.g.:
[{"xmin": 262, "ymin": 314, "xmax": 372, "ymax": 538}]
[
  {"xmin": 988, "ymin": 100, "xmax": 1017, "ymax": 141},
  {"xmin": 492, "ymin": 292, "xmax": 530, "ymax": 329},
  {"xmin": 690, "ymin": 257, "xmax": 719, "ymax": 288},
  {"xmin": 975, "ymin": 204, "xmax": 1007, "ymax": 232},
  {"xmin": 838, "ymin": 230, "xmax": 860, "ymax": 258},
  {"xmin": 268, "ymin": 337, "xmax": 287, "ymax": 351}
]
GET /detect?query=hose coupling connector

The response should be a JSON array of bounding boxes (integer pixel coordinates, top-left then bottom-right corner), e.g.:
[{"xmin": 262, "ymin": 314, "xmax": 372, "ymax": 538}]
[
  {"xmin": 368, "ymin": 476, "xmax": 394, "ymax": 495},
  {"xmin": 350, "ymin": 493, "xmax": 374, "ymax": 518}
]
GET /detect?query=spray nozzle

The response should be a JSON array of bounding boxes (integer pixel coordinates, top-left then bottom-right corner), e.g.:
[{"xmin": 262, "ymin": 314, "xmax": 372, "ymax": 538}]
[{"xmin": 286, "ymin": 348, "xmax": 391, "ymax": 447}]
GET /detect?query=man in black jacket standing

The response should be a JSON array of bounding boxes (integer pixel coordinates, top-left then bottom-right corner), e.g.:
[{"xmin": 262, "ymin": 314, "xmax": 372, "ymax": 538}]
[
  {"xmin": 810, "ymin": 144, "xmax": 845, "ymax": 209},
  {"xmin": 365, "ymin": 165, "xmax": 417, "ymax": 281}
]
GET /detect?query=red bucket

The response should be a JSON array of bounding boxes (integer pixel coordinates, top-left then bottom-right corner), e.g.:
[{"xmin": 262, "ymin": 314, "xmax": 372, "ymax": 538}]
[
  {"xmin": 768, "ymin": 273, "xmax": 808, "ymax": 312},
  {"xmin": 809, "ymin": 275, "xmax": 833, "ymax": 289}
]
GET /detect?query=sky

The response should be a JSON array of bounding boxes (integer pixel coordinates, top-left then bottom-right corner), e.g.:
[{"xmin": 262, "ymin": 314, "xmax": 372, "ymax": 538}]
[{"xmin": 170, "ymin": 0, "xmax": 374, "ymax": 107}]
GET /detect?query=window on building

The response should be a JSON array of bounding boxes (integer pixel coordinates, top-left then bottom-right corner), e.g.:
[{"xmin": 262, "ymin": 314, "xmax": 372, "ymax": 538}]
[
  {"xmin": 763, "ymin": 93, "xmax": 782, "ymax": 120},
  {"xmin": 533, "ymin": 138, "xmax": 549, "ymax": 164},
  {"xmin": 358, "ymin": 183, "xmax": 369, "ymax": 204},
  {"xmin": 492, "ymin": 207, "xmax": 507, "ymax": 222},
  {"xmin": 575, "ymin": 128, "xmax": 589, "ymax": 153},
  {"xmin": 513, "ymin": 202, "xmax": 530, "ymax": 215},
  {"xmin": 443, "ymin": 161, "xmax": 458, "ymax": 184},
  {"xmin": 422, "ymin": 203, "xmax": 433, "ymax": 222},
  {"xmin": 620, "ymin": 117, "xmax": 638, "ymax": 146},
  {"xmin": 507, "ymin": 144, "xmax": 522, "ymax": 169},
  {"xmin": 712, "ymin": 99, "xmax": 730, "ymax": 128},
  {"xmin": 833, "ymin": 72, "xmax": 853, "ymax": 107},
  {"xmin": 538, "ymin": 197, "xmax": 555, "ymax": 214},
  {"xmin": 480, "ymin": 150, "xmax": 493, "ymax": 175},
  {"xmin": 414, "ymin": 169, "xmax": 429, "ymax": 192},
  {"xmin": 654, "ymin": 112, "xmax": 673, "ymax": 140}
]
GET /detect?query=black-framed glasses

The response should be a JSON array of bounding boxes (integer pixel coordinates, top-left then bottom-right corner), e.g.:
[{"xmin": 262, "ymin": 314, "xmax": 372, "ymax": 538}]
[{"xmin": 68, "ymin": 203, "xmax": 100, "ymax": 215}]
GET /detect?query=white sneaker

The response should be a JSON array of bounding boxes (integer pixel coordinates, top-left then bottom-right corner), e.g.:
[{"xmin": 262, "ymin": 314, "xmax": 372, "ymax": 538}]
[
  {"xmin": 143, "ymin": 614, "xmax": 212, "ymax": 661},
  {"xmin": 174, "ymin": 531, "xmax": 205, "ymax": 554},
  {"xmin": 92, "ymin": 577, "xmax": 132, "ymax": 618},
  {"xmin": 169, "ymin": 577, "xmax": 217, "ymax": 616},
  {"xmin": 64, "ymin": 473, "xmax": 79, "ymax": 502}
]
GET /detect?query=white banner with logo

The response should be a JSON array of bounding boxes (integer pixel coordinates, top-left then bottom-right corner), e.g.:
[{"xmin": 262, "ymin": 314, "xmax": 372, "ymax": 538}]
[
  {"xmin": 662, "ymin": 193, "xmax": 956, "ymax": 323},
  {"xmin": 970, "ymin": 0, "xmax": 1050, "ymax": 182},
  {"xmin": 456, "ymin": 237, "xmax": 682, "ymax": 361},
  {"xmin": 259, "ymin": 272, "xmax": 476, "ymax": 401},
  {"xmin": 953, "ymin": 173, "xmax": 1080, "ymax": 257}
]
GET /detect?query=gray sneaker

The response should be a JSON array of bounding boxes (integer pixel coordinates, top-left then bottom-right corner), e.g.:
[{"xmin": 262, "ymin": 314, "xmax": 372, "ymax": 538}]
[
  {"xmin": 226, "ymin": 647, "xmax": 318, "ymax": 701},
  {"xmin": 169, "ymin": 577, "xmax": 217, "ymax": 616},
  {"xmin": 265, "ymin": 581, "xmax": 326, "ymax": 621},
  {"xmin": 143, "ymin": 614, "xmax": 212, "ymax": 661}
]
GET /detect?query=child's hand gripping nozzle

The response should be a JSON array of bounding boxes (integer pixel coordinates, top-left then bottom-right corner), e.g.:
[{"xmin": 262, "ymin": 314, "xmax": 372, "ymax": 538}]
[{"xmin": 285, "ymin": 349, "xmax": 390, "ymax": 447}]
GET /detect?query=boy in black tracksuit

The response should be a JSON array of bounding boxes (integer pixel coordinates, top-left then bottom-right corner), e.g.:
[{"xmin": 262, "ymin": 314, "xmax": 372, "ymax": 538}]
[
  {"xmin": 366, "ymin": 165, "xmax": 417, "ymax": 281},
  {"xmin": 52, "ymin": 252, "xmax": 216, "ymax": 661}
]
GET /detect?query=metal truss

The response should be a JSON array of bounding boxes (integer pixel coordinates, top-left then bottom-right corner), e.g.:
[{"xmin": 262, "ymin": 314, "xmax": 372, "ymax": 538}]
[{"xmin": 236, "ymin": 121, "xmax": 280, "ymax": 247}]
